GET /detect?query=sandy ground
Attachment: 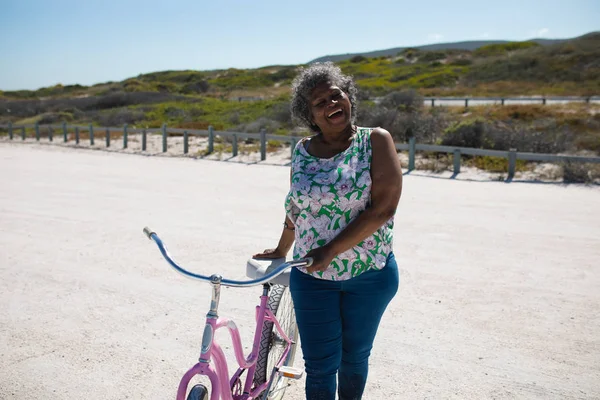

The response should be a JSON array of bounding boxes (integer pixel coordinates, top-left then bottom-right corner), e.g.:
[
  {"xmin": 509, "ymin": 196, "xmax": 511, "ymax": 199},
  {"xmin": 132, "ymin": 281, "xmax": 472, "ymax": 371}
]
[{"xmin": 1, "ymin": 141, "xmax": 599, "ymax": 400}]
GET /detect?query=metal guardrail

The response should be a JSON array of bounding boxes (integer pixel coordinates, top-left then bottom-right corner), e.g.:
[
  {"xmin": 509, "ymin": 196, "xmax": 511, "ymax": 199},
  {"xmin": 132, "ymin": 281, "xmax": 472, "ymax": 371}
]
[
  {"xmin": 397, "ymin": 138, "xmax": 600, "ymax": 179},
  {"xmin": 368, "ymin": 96, "xmax": 600, "ymax": 107},
  {"xmin": 0, "ymin": 122, "xmax": 300, "ymax": 160},
  {"xmin": 1, "ymin": 122, "xmax": 599, "ymax": 179},
  {"xmin": 421, "ymin": 96, "xmax": 600, "ymax": 107}
]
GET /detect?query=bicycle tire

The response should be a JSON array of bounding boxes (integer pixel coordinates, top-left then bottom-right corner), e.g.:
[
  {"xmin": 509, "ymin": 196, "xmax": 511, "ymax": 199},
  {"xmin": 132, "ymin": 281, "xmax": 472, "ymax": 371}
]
[
  {"xmin": 253, "ymin": 284, "xmax": 299, "ymax": 400},
  {"xmin": 186, "ymin": 384, "xmax": 208, "ymax": 400}
]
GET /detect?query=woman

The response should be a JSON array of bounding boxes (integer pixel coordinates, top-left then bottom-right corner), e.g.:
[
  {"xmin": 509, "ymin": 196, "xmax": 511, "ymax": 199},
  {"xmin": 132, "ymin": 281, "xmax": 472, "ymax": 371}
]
[{"xmin": 254, "ymin": 62, "xmax": 402, "ymax": 400}]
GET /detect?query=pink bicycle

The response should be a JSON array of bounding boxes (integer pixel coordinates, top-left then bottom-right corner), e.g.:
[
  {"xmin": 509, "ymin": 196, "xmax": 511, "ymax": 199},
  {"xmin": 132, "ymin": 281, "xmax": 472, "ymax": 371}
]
[{"xmin": 143, "ymin": 227, "xmax": 312, "ymax": 400}]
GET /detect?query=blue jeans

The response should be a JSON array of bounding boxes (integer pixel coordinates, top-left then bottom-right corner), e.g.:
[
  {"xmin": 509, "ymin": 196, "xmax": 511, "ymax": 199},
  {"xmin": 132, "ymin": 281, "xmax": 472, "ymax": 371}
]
[{"xmin": 289, "ymin": 253, "xmax": 399, "ymax": 400}]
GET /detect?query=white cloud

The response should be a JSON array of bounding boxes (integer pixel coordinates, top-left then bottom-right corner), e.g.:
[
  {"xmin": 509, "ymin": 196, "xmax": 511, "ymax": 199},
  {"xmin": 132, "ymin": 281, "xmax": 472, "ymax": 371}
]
[
  {"xmin": 428, "ymin": 33, "xmax": 444, "ymax": 42},
  {"xmin": 536, "ymin": 28, "xmax": 550, "ymax": 37}
]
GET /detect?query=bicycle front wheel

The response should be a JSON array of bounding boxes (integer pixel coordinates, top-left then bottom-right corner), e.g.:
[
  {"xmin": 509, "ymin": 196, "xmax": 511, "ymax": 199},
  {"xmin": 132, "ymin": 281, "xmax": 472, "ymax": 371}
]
[
  {"xmin": 186, "ymin": 384, "xmax": 208, "ymax": 400},
  {"xmin": 254, "ymin": 284, "xmax": 299, "ymax": 400}
]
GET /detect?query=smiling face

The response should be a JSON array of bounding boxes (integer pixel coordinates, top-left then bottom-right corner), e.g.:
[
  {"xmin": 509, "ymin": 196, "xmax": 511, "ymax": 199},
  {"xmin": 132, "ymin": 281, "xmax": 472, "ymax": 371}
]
[{"xmin": 309, "ymin": 82, "xmax": 353, "ymax": 134}]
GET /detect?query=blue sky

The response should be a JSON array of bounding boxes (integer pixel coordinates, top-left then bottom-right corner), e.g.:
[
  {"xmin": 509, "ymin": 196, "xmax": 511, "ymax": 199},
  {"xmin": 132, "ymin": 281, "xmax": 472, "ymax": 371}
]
[{"xmin": 0, "ymin": 0, "xmax": 598, "ymax": 90}]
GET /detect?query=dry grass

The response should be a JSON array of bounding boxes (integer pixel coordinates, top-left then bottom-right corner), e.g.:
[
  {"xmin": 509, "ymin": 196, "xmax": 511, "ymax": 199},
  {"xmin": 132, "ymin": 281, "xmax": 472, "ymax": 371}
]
[
  {"xmin": 465, "ymin": 156, "xmax": 528, "ymax": 173},
  {"xmin": 438, "ymin": 103, "xmax": 600, "ymax": 155},
  {"xmin": 224, "ymin": 86, "xmax": 291, "ymax": 99},
  {"xmin": 195, "ymin": 139, "xmax": 284, "ymax": 157},
  {"xmin": 447, "ymin": 103, "xmax": 600, "ymax": 120},
  {"xmin": 415, "ymin": 153, "xmax": 453, "ymax": 172},
  {"xmin": 66, "ymin": 130, "xmax": 124, "ymax": 142}
]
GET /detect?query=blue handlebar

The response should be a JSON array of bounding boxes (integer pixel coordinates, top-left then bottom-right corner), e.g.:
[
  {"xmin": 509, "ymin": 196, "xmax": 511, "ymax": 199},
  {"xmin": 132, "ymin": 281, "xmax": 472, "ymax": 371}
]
[{"xmin": 143, "ymin": 227, "xmax": 313, "ymax": 287}]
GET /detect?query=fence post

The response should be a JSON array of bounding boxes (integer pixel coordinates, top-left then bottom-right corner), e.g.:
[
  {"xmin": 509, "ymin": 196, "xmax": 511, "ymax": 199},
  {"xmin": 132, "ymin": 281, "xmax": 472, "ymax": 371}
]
[
  {"xmin": 48, "ymin": 125, "xmax": 53, "ymax": 142},
  {"xmin": 431, "ymin": 99, "xmax": 435, "ymax": 107},
  {"xmin": 21, "ymin": 126, "xmax": 26, "ymax": 140},
  {"xmin": 508, "ymin": 148, "xmax": 517, "ymax": 180},
  {"xmin": 183, "ymin": 130, "xmax": 188, "ymax": 154},
  {"xmin": 142, "ymin": 129, "xmax": 147, "ymax": 151},
  {"xmin": 89, "ymin": 124, "xmax": 94, "ymax": 146},
  {"xmin": 123, "ymin": 124, "xmax": 128, "ymax": 149},
  {"xmin": 501, "ymin": 98, "xmax": 505, "ymax": 106},
  {"xmin": 208, "ymin": 126, "xmax": 214, "ymax": 154},
  {"xmin": 162, "ymin": 124, "xmax": 167, "ymax": 153},
  {"xmin": 63, "ymin": 122, "xmax": 67, "ymax": 142},
  {"xmin": 260, "ymin": 129, "xmax": 266, "ymax": 161},
  {"xmin": 8, "ymin": 122, "xmax": 12, "ymax": 140},
  {"xmin": 232, "ymin": 134, "xmax": 237, "ymax": 156},
  {"xmin": 75, "ymin": 127, "xmax": 80, "ymax": 144},
  {"xmin": 453, "ymin": 149, "xmax": 461, "ymax": 174},
  {"xmin": 408, "ymin": 137, "xmax": 416, "ymax": 171},
  {"xmin": 464, "ymin": 98, "xmax": 469, "ymax": 108},
  {"xmin": 586, "ymin": 97, "xmax": 591, "ymax": 104},
  {"xmin": 542, "ymin": 98, "xmax": 547, "ymax": 105},
  {"xmin": 106, "ymin": 128, "xmax": 110, "ymax": 147},
  {"xmin": 35, "ymin": 122, "xmax": 40, "ymax": 141}
]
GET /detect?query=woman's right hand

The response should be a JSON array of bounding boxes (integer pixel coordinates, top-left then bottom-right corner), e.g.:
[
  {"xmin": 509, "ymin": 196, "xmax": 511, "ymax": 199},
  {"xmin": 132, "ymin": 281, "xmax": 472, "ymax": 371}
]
[{"xmin": 253, "ymin": 248, "xmax": 286, "ymax": 259}]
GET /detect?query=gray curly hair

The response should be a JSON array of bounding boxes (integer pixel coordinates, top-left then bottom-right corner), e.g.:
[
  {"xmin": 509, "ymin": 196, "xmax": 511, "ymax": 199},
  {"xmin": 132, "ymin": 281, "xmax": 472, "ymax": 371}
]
[{"xmin": 290, "ymin": 62, "xmax": 358, "ymax": 133}]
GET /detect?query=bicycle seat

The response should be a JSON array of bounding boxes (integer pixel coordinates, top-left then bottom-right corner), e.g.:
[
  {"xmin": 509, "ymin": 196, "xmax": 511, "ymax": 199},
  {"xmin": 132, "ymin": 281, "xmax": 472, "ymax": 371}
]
[{"xmin": 246, "ymin": 258, "xmax": 292, "ymax": 287}]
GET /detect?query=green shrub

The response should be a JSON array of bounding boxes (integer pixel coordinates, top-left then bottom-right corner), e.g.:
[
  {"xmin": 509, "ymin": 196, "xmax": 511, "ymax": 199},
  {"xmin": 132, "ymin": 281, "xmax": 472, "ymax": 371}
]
[
  {"xmin": 136, "ymin": 70, "xmax": 206, "ymax": 84},
  {"xmin": 380, "ymin": 90, "xmax": 424, "ymax": 112},
  {"xmin": 474, "ymin": 41, "xmax": 540, "ymax": 57},
  {"xmin": 574, "ymin": 133, "xmax": 600, "ymax": 153},
  {"xmin": 420, "ymin": 51, "xmax": 447, "ymax": 62},
  {"xmin": 350, "ymin": 55, "xmax": 368, "ymax": 63},
  {"xmin": 267, "ymin": 139, "xmax": 285, "ymax": 150},
  {"xmin": 181, "ymin": 81, "xmax": 210, "ymax": 94},
  {"xmin": 123, "ymin": 79, "xmax": 153, "ymax": 92},
  {"xmin": 208, "ymin": 68, "xmax": 272, "ymax": 90},
  {"xmin": 409, "ymin": 68, "xmax": 463, "ymax": 88},
  {"xmin": 265, "ymin": 66, "xmax": 297, "ymax": 83},
  {"xmin": 441, "ymin": 119, "xmax": 486, "ymax": 148},
  {"xmin": 449, "ymin": 58, "xmax": 472, "ymax": 66},
  {"xmin": 38, "ymin": 112, "xmax": 74, "ymax": 124},
  {"xmin": 466, "ymin": 37, "xmax": 600, "ymax": 87},
  {"xmin": 466, "ymin": 156, "xmax": 526, "ymax": 173},
  {"xmin": 155, "ymin": 82, "xmax": 178, "ymax": 93},
  {"xmin": 2, "ymin": 90, "xmax": 37, "ymax": 99},
  {"xmin": 562, "ymin": 162, "xmax": 595, "ymax": 183},
  {"xmin": 401, "ymin": 48, "xmax": 420, "ymax": 59},
  {"xmin": 266, "ymin": 101, "xmax": 291, "ymax": 124},
  {"xmin": 94, "ymin": 109, "xmax": 146, "ymax": 126}
]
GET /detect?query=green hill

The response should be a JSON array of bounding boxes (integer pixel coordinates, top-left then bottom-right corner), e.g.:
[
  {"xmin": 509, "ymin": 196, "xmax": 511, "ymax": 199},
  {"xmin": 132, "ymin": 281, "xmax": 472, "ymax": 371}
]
[
  {"xmin": 309, "ymin": 37, "xmax": 569, "ymax": 63},
  {"xmin": 2, "ymin": 31, "xmax": 598, "ymax": 101},
  {"xmin": 1, "ymin": 33, "xmax": 599, "ymax": 154}
]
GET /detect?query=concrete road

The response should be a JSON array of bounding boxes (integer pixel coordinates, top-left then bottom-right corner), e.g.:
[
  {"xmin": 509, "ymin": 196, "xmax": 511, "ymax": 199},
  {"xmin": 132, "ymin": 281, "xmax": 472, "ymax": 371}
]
[{"xmin": 1, "ymin": 143, "xmax": 599, "ymax": 399}]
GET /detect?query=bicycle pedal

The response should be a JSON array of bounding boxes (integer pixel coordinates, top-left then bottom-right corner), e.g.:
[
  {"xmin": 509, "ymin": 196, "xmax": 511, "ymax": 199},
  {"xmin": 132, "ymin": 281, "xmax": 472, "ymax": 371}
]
[{"xmin": 278, "ymin": 366, "xmax": 303, "ymax": 379}]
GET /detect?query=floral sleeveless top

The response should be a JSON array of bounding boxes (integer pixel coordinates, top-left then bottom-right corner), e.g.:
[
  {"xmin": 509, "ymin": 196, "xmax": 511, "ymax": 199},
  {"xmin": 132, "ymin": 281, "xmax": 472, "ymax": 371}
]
[{"xmin": 285, "ymin": 127, "xmax": 394, "ymax": 281}]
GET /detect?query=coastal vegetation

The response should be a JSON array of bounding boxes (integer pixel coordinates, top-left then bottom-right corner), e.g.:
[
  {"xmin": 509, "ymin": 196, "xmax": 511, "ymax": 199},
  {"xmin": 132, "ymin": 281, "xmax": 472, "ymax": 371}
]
[{"xmin": 1, "ymin": 33, "xmax": 599, "ymax": 181}]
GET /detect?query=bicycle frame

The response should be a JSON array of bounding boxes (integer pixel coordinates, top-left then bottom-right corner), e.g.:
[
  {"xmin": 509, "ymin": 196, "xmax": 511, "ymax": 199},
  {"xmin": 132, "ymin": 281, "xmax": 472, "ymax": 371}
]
[
  {"xmin": 142, "ymin": 227, "xmax": 311, "ymax": 400},
  {"xmin": 176, "ymin": 282, "xmax": 293, "ymax": 400}
]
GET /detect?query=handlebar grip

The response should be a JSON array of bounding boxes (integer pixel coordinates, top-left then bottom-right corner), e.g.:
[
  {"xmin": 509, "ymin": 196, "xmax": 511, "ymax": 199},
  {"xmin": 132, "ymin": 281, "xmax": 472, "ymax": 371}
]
[
  {"xmin": 143, "ymin": 227, "xmax": 154, "ymax": 239},
  {"xmin": 305, "ymin": 257, "xmax": 313, "ymax": 267}
]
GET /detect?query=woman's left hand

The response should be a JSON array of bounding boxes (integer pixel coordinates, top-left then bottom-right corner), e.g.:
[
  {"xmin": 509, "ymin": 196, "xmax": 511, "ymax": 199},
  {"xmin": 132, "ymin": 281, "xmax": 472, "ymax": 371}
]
[{"xmin": 304, "ymin": 245, "xmax": 337, "ymax": 274}]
